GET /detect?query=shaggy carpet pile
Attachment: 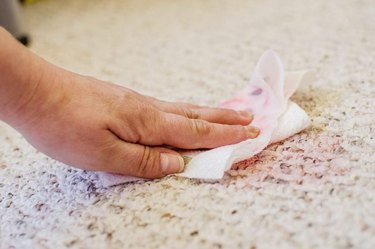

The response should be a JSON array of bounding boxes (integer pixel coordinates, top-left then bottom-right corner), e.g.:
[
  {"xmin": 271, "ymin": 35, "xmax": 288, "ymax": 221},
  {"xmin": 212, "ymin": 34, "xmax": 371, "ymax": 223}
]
[{"xmin": 1, "ymin": 0, "xmax": 374, "ymax": 248}]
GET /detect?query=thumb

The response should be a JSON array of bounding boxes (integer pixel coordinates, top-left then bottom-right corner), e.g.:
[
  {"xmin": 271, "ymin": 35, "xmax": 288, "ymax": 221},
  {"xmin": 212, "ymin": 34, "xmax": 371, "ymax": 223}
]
[{"xmin": 108, "ymin": 141, "xmax": 185, "ymax": 179}]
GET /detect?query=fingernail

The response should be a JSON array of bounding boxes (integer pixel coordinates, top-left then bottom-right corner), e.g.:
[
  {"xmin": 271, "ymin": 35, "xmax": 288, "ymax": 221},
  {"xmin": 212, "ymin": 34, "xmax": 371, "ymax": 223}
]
[
  {"xmin": 247, "ymin": 126, "xmax": 260, "ymax": 137},
  {"xmin": 160, "ymin": 153, "xmax": 185, "ymax": 175},
  {"xmin": 238, "ymin": 111, "xmax": 253, "ymax": 119}
]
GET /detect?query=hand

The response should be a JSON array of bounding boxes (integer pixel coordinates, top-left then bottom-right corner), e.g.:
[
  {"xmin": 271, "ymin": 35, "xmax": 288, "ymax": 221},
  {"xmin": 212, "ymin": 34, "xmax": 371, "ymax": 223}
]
[
  {"xmin": 10, "ymin": 69, "xmax": 258, "ymax": 178},
  {"xmin": 0, "ymin": 27, "xmax": 259, "ymax": 178}
]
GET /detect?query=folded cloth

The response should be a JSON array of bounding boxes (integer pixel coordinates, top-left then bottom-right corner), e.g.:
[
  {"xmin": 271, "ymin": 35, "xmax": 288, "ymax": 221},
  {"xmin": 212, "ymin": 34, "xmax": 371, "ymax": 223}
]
[{"xmin": 98, "ymin": 50, "xmax": 311, "ymax": 187}]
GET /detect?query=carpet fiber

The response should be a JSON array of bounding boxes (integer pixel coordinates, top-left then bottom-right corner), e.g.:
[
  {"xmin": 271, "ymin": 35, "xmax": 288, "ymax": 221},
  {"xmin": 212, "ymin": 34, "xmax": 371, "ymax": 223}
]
[{"xmin": 1, "ymin": 0, "xmax": 375, "ymax": 248}]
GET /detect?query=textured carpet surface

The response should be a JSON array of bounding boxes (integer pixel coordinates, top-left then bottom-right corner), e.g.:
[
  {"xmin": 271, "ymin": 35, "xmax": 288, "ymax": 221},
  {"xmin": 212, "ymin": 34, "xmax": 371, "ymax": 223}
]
[{"xmin": 1, "ymin": 0, "xmax": 375, "ymax": 248}]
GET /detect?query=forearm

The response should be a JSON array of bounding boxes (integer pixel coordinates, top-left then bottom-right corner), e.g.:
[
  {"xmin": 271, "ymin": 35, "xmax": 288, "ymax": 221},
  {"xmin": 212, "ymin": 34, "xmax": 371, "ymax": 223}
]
[{"xmin": 0, "ymin": 27, "xmax": 58, "ymax": 127}]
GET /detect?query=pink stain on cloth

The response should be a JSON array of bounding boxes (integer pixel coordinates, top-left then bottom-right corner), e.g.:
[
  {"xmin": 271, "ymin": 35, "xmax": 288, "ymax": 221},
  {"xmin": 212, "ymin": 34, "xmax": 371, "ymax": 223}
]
[{"xmin": 98, "ymin": 51, "xmax": 312, "ymax": 187}]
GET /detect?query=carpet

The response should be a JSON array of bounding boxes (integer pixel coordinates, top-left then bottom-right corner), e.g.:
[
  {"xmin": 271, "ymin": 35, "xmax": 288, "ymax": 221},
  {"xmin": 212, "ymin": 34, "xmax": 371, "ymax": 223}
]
[{"xmin": 1, "ymin": 0, "xmax": 374, "ymax": 248}]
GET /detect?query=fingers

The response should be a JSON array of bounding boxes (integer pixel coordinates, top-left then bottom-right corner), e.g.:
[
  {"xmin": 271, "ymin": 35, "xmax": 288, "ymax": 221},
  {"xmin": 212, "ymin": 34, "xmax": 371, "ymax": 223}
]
[
  {"xmin": 147, "ymin": 98, "xmax": 253, "ymax": 125},
  {"xmin": 159, "ymin": 113, "xmax": 260, "ymax": 149},
  {"xmin": 105, "ymin": 141, "xmax": 185, "ymax": 179},
  {"xmin": 111, "ymin": 95, "xmax": 259, "ymax": 150}
]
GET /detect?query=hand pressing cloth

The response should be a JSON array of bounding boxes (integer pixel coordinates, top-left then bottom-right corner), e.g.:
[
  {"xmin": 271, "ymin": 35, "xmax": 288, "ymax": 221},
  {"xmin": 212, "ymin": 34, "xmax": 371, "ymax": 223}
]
[{"xmin": 98, "ymin": 50, "xmax": 311, "ymax": 187}]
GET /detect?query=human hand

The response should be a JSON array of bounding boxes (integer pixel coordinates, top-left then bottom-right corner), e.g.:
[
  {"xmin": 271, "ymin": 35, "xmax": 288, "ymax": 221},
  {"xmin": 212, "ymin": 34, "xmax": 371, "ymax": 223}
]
[
  {"xmin": 0, "ymin": 27, "xmax": 259, "ymax": 178},
  {"xmin": 6, "ymin": 66, "xmax": 259, "ymax": 179}
]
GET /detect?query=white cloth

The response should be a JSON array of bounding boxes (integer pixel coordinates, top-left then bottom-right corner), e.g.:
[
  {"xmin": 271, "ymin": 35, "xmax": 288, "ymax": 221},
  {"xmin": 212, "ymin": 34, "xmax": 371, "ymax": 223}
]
[{"xmin": 98, "ymin": 51, "xmax": 311, "ymax": 187}]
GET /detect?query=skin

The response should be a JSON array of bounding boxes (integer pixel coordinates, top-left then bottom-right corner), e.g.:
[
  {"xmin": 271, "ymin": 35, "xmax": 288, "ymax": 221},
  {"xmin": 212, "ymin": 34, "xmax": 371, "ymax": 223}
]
[{"xmin": 0, "ymin": 27, "xmax": 259, "ymax": 179}]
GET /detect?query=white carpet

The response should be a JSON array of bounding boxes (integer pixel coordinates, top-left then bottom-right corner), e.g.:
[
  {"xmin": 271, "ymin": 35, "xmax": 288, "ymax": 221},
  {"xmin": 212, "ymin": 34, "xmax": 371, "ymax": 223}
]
[{"xmin": 1, "ymin": 0, "xmax": 375, "ymax": 248}]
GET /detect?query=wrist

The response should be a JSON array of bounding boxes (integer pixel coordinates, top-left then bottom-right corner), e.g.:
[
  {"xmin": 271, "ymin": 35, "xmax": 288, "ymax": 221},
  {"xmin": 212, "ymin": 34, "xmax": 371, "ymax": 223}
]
[
  {"xmin": 0, "ymin": 28, "xmax": 61, "ymax": 128},
  {"xmin": 6, "ymin": 64, "xmax": 60, "ymax": 129}
]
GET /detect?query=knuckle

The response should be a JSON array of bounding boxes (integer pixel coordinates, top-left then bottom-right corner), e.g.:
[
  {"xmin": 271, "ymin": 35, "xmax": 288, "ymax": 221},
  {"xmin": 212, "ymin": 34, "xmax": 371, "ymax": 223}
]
[
  {"xmin": 182, "ymin": 108, "xmax": 200, "ymax": 119},
  {"xmin": 235, "ymin": 125, "xmax": 249, "ymax": 139},
  {"xmin": 136, "ymin": 147, "xmax": 160, "ymax": 177},
  {"xmin": 191, "ymin": 119, "xmax": 211, "ymax": 136},
  {"xmin": 120, "ymin": 100, "xmax": 162, "ymax": 143}
]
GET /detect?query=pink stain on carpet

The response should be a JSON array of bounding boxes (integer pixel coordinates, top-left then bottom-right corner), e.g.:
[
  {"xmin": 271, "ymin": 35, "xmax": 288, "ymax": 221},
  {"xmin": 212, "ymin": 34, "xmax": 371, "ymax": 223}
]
[{"xmin": 225, "ymin": 132, "xmax": 349, "ymax": 188}]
